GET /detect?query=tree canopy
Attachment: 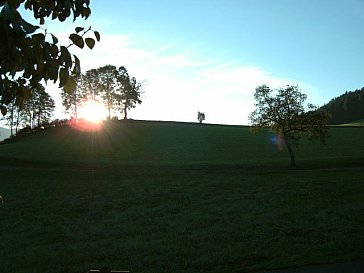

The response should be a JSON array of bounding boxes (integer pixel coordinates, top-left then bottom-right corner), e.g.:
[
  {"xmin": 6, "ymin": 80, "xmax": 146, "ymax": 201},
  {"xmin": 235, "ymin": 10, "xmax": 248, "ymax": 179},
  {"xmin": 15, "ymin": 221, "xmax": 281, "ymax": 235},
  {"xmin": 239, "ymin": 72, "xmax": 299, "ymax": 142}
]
[
  {"xmin": 0, "ymin": 0, "xmax": 99, "ymax": 116},
  {"xmin": 197, "ymin": 111, "xmax": 205, "ymax": 124},
  {"xmin": 118, "ymin": 74, "xmax": 143, "ymax": 120},
  {"xmin": 2, "ymin": 82, "xmax": 55, "ymax": 135},
  {"xmin": 249, "ymin": 85, "xmax": 329, "ymax": 166},
  {"xmin": 62, "ymin": 65, "xmax": 144, "ymax": 120}
]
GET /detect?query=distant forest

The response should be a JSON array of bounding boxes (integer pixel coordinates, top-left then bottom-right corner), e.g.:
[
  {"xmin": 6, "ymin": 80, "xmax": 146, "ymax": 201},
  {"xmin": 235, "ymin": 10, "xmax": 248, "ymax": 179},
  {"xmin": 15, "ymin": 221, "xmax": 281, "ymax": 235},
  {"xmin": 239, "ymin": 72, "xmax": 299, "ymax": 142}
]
[{"xmin": 321, "ymin": 87, "xmax": 364, "ymax": 125}]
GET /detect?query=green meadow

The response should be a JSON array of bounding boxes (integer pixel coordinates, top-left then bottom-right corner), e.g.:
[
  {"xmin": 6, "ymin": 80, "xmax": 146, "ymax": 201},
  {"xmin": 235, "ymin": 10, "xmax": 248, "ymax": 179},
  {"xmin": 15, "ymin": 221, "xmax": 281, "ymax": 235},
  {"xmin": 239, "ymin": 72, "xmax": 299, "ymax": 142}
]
[{"xmin": 1, "ymin": 120, "xmax": 364, "ymax": 273}]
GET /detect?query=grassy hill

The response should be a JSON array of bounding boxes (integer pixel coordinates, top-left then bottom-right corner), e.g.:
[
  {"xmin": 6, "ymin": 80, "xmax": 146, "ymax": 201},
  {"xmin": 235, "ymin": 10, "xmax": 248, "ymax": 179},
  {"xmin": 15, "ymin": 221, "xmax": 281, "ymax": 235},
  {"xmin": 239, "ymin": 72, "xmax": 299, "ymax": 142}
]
[
  {"xmin": 0, "ymin": 120, "xmax": 288, "ymax": 167},
  {"xmin": 1, "ymin": 120, "xmax": 364, "ymax": 167},
  {"xmin": 334, "ymin": 119, "xmax": 364, "ymax": 126},
  {"xmin": 1, "ymin": 120, "xmax": 364, "ymax": 273}
]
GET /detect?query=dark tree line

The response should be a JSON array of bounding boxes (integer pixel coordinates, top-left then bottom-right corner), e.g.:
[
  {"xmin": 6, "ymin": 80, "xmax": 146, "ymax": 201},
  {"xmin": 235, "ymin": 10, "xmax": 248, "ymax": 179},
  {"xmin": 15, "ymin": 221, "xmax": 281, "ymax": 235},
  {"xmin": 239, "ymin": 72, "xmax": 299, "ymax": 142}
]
[
  {"xmin": 321, "ymin": 87, "xmax": 364, "ymax": 125},
  {"xmin": 61, "ymin": 65, "xmax": 144, "ymax": 120},
  {"xmin": 2, "ymin": 83, "xmax": 55, "ymax": 136}
]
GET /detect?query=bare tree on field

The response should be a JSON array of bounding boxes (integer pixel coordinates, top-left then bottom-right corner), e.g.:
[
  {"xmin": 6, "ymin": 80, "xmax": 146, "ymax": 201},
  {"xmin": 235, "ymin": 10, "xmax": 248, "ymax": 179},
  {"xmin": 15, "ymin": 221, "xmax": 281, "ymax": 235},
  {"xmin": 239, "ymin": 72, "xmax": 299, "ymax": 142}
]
[{"xmin": 249, "ymin": 85, "xmax": 329, "ymax": 167}]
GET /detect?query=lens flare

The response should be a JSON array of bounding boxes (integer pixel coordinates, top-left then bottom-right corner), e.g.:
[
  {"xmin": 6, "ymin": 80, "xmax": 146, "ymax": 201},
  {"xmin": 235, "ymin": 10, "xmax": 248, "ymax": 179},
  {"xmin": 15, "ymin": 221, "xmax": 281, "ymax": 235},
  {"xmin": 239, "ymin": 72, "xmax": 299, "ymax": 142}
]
[
  {"xmin": 69, "ymin": 99, "xmax": 108, "ymax": 132},
  {"xmin": 269, "ymin": 132, "xmax": 283, "ymax": 151},
  {"xmin": 78, "ymin": 99, "xmax": 107, "ymax": 123}
]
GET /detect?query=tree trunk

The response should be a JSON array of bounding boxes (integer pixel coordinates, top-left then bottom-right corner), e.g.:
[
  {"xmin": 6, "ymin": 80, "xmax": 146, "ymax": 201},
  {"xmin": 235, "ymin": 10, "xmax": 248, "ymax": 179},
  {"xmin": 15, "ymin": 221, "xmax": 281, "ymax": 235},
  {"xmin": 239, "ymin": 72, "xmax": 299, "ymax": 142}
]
[
  {"xmin": 29, "ymin": 112, "xmax": 32, "ymax": 129},
  {"xmin": 37, "ymin": 106, "xmax": 41, "ymax": 127},
  {"xmin": 283, "ymin": 130, "xmax": 296, "ymax": 167},
  {"xmin": 16, "ymin": 111, "xmax": 20, "ymax": 134},
  {"xmin": 286, "ymin": 142, "xmax": 295, "ymax": 167},
  {"xmin": 123, "ymin": 103, "xmax": 127, "ymax": 120},
  {"xmin": 107, "ymin": 80, "xmax": 112, "ymax": 120},
  {"xmin": 10, "ymin": 103, "xmax": 14, "ymax": 137},
  {"xmin": 74, "ymin": 103, "xmax": 78, "ymax": 120}
]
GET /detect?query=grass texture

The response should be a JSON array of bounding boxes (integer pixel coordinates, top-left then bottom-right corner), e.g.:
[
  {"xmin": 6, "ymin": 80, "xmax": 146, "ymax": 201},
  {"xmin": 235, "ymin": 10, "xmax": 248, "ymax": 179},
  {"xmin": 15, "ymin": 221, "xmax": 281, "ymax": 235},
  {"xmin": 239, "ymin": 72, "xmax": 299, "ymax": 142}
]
[{"xmin": 1, "ymin": 120, "xmax": 364, "ymax": 273}]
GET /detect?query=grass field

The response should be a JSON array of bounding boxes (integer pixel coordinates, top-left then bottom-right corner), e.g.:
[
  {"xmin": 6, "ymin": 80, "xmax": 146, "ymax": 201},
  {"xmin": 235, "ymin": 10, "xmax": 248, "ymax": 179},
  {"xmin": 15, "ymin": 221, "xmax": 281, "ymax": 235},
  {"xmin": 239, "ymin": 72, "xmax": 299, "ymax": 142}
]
[
  {"xmin": 1, "ymin": 120, "xmax": 364, "ymax": 273},
  {"xmin": 336, "ymin": 119, "xmax": 364, "ymax": 126}
]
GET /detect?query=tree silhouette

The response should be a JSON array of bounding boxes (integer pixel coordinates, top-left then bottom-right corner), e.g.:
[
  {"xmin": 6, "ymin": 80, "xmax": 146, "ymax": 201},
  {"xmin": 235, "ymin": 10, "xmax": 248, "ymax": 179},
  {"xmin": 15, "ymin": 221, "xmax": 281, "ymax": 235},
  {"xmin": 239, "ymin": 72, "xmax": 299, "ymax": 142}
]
[
  {"xmin": 249, "ymin": 85, "xmax": 329, "ymax": 166},
  {"xmin": 21, "ymin": 83, "xmax": 55, "ymax": 129},
  {"xmin": 118, "ymin": 74, "xmax": 143, "ymax": 120},
  {"xmin": 2, "ymin": 97, "xmax": 20, "ymax": 136},
  {"xmin": 34, "ymin": 86, "xmax": 55, "ymax": 127},
  {"xmin": 61, "ymin": 74, "xmax": 86, "ymax": 119},
  {"xmin": 61, "ymin": 65, "xmax": 144, "ymax": 120},
  {"xmin": 197, "ymin": 111, "xmax": 205, "ymax": 124},
  {"xmin": 96, "ymin": 65, "xmax": 121, "ymax": 119}
]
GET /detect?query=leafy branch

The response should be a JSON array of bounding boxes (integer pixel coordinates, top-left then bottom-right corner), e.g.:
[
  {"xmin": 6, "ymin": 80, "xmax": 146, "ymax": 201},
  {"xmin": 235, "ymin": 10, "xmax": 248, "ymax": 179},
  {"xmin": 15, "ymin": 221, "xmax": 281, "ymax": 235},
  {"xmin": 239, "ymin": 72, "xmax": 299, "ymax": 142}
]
[{"xmin": 0, "ymin": 0, "xmax": 100, "ymax": 116}]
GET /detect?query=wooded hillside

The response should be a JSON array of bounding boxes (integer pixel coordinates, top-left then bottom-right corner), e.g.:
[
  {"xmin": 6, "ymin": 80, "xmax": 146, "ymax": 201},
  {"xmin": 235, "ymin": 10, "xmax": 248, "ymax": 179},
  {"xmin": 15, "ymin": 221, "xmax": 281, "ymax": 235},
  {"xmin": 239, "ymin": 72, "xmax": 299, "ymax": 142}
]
[{"xmin": 321, "ymin": 87, "xmax": 364, "ymax": 124}]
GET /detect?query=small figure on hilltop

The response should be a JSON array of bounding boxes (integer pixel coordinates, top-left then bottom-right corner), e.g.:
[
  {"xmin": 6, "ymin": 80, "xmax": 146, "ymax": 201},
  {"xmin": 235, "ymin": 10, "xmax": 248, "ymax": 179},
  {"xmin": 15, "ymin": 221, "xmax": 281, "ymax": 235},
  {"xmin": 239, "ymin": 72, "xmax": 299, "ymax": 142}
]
[{"xmin": 197, "ymin": 111, "xmax": 206, "ymax": 124}]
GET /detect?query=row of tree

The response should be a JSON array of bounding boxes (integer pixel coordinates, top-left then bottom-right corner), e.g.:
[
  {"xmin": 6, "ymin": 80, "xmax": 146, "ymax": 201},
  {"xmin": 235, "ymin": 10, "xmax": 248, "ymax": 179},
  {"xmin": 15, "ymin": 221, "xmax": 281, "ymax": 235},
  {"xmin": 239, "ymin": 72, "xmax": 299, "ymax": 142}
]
[
  {"xmin": 321, "ymin": 87, "xmax": 364, "ymax": 124},
  {"xmin": 2, "ymin": 83, "xmax": 55, "ymax": 136},
  {"xmin": 61, "ymin": 65, "xmax": 143, "ymax": 120},
  {"xmin": 1, "ymin": 63, "xmax": 144, "ymax": 137}
]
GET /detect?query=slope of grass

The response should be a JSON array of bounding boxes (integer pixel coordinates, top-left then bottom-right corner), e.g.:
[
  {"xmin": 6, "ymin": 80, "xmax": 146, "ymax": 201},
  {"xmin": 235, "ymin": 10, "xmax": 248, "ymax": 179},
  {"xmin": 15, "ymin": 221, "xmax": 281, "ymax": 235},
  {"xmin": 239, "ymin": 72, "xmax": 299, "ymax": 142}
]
[
  {"xmin": 1, "ymin": 120, "xmax": 364, "ymax": 167},
  {"xmin": 335, "ymin": 119, "xmax": 364, "ymax": 126},
  {"xmin": 0, "ymin": 121, "xmax": 288, "ymax": 169},
  {"xmin": 1, "ymin": 120, "xmax": 364, "ymax": 273}
]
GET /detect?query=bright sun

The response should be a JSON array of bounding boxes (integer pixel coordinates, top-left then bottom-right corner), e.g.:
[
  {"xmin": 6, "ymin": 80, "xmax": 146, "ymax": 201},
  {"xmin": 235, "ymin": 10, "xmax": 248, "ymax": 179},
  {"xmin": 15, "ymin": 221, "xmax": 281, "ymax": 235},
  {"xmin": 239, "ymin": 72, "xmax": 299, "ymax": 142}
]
[{"xmin": 78, "ymin": 99, "xmax": 107, "ymax": 123}]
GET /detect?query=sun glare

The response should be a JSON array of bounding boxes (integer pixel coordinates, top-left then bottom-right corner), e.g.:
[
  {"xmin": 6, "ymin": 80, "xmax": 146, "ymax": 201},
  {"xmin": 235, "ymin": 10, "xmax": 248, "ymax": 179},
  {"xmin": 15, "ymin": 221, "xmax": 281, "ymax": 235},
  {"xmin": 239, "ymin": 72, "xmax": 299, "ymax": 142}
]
[
  {"xmin": 78, "ymin": 99, "xmax": 108, "ymax": 123},
  {"xmin": 69, "ymin": 99, "xmax": 108, "ymax": 132}
]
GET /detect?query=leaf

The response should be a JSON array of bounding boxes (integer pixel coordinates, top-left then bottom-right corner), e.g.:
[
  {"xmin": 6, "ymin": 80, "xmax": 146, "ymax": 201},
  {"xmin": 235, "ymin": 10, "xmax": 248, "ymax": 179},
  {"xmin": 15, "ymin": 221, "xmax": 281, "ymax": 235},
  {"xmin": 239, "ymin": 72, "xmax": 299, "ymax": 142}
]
[
  {"xmin": 50, "ymin": 44, "xmax": 58, "ymax": 56},
  {"xmin": 20, "ymin": 17, "xmax": 38, "ymax": 34},
  {"xmin": 59, "ymin": 67, "xmax": 69, "ymax": 88},
  {"xmin": 85, "ymin": 37, "xmax": 95, "ymax": 49},
  {"xmin": 49, "ymin": 60, "xmax": 59, "ymax": 82},
  {"xmin": 60, "ymin": 46, "xmax": 72, "ymax": 69},
  {"xmin": 69, "ymin": 33, "xmax": 84, "ymax": 48},
  {"xmin": 94, "ymin": 31, "xmax": 100, "ymax": 42},
  {"xmin": 18, "ymin": 78, "xmax": 26, "ymax": 85},
  {"xmin": 75, "ymin": 27, "xmax": 84, "ymax": 33},
  {"xmin": 72, "ymin": 55, "xmax": 81, "ymax": 75},
  {"xmin": 52, "ymin": 10, "xmax": 59, "ymax": 20},
  {"xmin": 0, "ymin": 105, "xmax": 7, "ymax": 116},
  {"xmin": 32, "ymin": 33, "xmax": 45, "ymax": 43},
  {"xmin": 51, "ymin": 34, "xmax": 58, "ymax": 44},
  {"xmin": 85, "ymin": 7, "xmax": 91, "ymax": 18},
  {"xmin": 24, "ymin": 1, "xmax": 31, "ymax": 9},
  {"xmin": 63, "ymin": 77, "xmax": 77, "ymax": 94},
  {"xmin": 59, "ymin": 14, "xmax": 66, "ymax": 22}
]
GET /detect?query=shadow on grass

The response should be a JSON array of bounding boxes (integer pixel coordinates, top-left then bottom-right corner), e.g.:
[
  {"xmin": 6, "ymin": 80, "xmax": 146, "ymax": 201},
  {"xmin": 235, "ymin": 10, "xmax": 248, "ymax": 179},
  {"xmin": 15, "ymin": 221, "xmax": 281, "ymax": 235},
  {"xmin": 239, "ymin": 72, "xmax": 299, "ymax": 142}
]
[
  {"xmin": 1, "ymin": 154, "xmax": 364, "ymax": 174},
  {"xmin": 294, "ymin": 157, "xmax": 364, "ymax": 171},
  {"xmin": 0, "ymin": 156, "xmax": 60, "ymax": 168}
]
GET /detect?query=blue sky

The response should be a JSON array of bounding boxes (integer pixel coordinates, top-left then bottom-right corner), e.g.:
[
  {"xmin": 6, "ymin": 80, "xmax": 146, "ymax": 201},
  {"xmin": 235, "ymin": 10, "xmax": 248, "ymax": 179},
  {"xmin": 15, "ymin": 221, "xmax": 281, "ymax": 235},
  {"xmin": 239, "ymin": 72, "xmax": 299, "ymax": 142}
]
[{"xmin": 25, "ymin": 0, "xmax": 364, "ymax": 124}]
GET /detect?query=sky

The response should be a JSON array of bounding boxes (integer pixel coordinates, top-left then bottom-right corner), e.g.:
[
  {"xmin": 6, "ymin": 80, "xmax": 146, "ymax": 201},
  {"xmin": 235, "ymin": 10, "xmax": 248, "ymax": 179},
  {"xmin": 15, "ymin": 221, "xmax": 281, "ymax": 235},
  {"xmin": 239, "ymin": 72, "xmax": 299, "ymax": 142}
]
[{"xmin": 21, "ymin": 0, "xmax": 364, "ymax": 125}]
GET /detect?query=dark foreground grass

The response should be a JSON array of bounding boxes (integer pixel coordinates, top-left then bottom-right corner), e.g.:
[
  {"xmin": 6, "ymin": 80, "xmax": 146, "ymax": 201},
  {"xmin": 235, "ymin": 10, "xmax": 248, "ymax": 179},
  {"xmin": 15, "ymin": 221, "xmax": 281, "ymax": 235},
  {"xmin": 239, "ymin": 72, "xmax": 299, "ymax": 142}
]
[{"xmin": 1, "ymin": 121, "xmax": 364, "ymax": 273}]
